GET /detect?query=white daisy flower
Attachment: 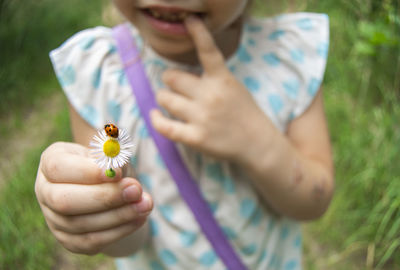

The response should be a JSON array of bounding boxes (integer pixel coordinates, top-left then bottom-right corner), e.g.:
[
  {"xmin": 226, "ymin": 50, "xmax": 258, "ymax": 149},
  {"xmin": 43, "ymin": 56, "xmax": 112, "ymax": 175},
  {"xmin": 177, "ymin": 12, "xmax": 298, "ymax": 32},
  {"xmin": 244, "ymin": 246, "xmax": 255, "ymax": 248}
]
[{"xmin": 89, "ymin": 124, "xmax": 134, "ymax": 177}]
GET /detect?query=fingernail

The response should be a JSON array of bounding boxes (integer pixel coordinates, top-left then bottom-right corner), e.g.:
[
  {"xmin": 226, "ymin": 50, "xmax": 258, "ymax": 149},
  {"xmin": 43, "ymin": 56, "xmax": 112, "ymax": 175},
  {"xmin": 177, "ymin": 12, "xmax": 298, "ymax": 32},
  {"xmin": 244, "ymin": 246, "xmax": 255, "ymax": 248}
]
[
  {"xmin": 133, "ymin": 194, "xmax": 152, "ymax": 215},
  {"xmin": 122, "ymin": 185, "xmax": 141, "ymax": 203}
]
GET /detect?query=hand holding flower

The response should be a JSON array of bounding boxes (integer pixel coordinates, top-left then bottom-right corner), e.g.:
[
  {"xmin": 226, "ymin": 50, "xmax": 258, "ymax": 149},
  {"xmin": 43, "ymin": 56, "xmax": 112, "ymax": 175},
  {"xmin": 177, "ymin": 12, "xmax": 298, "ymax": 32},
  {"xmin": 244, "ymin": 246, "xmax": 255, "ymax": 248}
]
[{"xmin": 34, "ymin": 140, "xmax": 153, "ymax": 255}]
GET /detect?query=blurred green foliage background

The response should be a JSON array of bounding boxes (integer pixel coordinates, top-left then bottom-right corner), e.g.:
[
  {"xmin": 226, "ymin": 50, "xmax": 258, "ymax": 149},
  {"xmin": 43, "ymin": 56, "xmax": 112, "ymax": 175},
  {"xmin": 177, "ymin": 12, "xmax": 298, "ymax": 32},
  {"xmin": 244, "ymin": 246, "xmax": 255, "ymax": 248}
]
[
  {"xmin": 0, "ymin": 0, "xmax": 104, "ymax": 130},
  {"xmin": 0, "ymin": 0, "xmax": 399, "ymax": 269},
  {"xmin": 299, "ymin": 0, "xmax": 400, "ymax": 268}
]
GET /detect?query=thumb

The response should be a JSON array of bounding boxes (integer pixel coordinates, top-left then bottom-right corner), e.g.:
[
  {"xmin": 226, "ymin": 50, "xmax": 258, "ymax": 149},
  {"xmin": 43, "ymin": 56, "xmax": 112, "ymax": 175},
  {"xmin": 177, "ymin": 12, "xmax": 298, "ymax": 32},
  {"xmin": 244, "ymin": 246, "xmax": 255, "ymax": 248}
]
[{"xmin": 40, "ymin": 142, "xmax": 123, "ymax": 184}]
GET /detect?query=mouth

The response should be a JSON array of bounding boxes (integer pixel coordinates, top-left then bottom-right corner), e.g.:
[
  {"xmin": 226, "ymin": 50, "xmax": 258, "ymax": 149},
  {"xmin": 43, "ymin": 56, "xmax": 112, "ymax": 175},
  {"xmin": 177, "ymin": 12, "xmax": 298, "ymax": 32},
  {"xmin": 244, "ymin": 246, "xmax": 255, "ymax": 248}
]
[{"xmin": 142, "ymin": 7, "xmax": 205, "ymax": 24}]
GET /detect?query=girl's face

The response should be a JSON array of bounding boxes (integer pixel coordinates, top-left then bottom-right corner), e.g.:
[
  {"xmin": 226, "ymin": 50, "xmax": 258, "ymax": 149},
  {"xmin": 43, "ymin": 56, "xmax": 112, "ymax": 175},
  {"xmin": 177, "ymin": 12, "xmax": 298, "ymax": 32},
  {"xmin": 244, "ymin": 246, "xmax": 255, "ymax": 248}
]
[{"xmin": 112, "ymin": 0, "xmax": 249, "ymax": 62}]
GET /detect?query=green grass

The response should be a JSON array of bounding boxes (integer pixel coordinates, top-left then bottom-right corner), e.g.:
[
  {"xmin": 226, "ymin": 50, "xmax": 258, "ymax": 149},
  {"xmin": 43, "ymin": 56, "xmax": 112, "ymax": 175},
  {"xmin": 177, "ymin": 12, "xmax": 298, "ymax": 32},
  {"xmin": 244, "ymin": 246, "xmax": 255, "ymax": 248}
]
[
  {"xmin": 0, "ymin": 1, "xmax": 108, "ymax": 268},
  {"xmin": 0, "ymin": 103, "xmax": 70, "ymax": 269},
  {"xmin": 302, "ymin": 0, "xmax": 400, "ymax": 268},
  {"xmin": 0, "ymin": 101, "xmax": 113, "ymax": 269},
  {"xmin": 0, "ymin": 0, "xmax": 106, "ymax": 137},
  {"xmin": 311, "ymin": 90, "xmax": 400, "ymax": 268}
]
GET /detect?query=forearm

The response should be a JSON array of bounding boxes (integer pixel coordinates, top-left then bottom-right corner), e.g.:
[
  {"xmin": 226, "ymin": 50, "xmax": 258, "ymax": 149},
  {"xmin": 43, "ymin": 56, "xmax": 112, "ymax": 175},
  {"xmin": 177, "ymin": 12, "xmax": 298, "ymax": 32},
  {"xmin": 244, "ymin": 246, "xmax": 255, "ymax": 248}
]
[
  {"xmin": 101, "ymin": 220, "xmax": 150, "ymax": 257},
  {"xmin": 236, "ymin": 119, "xmax": 334, "ymax": 221}
]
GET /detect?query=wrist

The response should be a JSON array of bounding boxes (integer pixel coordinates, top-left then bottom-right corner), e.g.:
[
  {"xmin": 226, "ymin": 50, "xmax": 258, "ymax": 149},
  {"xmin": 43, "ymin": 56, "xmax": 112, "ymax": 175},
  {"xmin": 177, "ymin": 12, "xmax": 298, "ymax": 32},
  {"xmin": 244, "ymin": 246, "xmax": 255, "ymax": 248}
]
[
  {"xmin": 101, "ymin": 219, "xmax": 150, "ymax": 257},
  {"xmin": 233, "ymin": 114, "xmax": 282, "ymax": 171}
]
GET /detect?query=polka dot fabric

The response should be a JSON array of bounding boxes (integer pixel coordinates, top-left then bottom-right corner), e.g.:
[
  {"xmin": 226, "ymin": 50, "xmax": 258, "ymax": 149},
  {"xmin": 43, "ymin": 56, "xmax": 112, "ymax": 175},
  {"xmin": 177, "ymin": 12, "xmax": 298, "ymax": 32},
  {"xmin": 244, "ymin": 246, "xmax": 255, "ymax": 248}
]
[{"xmin": 50, "ymin": 12, "xmax": 329, "ymax": 270}]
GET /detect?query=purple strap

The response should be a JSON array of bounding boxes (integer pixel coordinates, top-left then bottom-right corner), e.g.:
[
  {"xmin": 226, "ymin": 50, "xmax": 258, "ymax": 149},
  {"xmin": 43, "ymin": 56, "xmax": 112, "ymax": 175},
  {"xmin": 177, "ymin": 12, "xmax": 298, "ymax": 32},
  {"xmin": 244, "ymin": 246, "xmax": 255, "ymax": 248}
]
[{"xmin": 112, "ymin": 24, "xmax": 246, "ymax": 270}]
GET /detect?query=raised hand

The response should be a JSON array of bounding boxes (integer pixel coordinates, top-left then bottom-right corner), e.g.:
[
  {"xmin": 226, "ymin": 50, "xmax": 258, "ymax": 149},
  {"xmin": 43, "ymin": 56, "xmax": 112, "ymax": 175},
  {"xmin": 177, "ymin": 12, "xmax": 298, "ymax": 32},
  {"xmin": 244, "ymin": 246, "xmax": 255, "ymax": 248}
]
[
  {"xmin": 151, "ymin": 16, "xmax": 275, "ymax": 162},
  {"xmin": 35, "ymin": 142, "xmax": 153, "ymax": 255}
]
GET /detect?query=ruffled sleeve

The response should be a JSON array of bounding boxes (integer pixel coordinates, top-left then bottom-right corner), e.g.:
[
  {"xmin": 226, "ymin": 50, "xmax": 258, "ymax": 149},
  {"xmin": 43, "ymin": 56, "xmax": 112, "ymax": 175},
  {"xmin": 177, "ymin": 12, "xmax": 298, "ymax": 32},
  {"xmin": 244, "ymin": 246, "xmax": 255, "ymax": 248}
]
[
  {"xmin": 49, "ymin": 26, "xmax": 136, "ymax": 130},
  {"xmin": 240, "ymin": 13, "xmax": 329, "ymax": 127}
]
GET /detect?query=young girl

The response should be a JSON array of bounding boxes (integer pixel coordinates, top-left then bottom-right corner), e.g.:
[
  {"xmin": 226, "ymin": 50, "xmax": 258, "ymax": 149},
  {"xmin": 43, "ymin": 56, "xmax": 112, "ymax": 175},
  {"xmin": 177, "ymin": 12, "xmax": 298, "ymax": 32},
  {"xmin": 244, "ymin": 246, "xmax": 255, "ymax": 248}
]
[{"xmin": 35, "ymin": 0, "xmax": 334, "ymax": 269}]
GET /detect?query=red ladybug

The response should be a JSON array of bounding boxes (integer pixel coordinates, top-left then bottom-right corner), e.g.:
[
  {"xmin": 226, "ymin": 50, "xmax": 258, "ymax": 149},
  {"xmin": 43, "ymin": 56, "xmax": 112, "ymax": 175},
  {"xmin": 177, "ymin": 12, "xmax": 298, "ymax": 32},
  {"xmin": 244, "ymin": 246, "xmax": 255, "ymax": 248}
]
[{"xmin": 104, "ymin": 124, "xmax": 119, "ymax": 138}]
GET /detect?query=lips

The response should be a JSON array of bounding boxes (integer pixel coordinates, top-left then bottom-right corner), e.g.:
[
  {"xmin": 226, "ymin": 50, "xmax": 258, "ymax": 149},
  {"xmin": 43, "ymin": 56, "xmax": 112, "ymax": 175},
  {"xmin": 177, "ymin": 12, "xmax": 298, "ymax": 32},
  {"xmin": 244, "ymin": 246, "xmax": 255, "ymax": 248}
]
[{"xmin": 141, "ymin": 6, "xmax": 204, "ymax": 35}]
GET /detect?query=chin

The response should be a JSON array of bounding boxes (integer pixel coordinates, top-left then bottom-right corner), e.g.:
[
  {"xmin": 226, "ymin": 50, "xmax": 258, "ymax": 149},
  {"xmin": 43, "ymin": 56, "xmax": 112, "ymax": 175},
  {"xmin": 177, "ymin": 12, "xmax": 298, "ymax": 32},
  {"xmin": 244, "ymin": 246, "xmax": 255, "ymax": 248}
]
[{"xmin": 146, "ymin": 35, "xmax": 197, "ymax": 62}]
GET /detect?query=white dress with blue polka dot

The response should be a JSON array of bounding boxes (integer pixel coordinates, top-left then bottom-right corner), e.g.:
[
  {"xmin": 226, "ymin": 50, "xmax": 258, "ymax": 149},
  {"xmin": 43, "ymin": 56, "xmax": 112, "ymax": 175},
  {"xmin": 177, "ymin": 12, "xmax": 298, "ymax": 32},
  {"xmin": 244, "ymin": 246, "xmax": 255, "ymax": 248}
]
[{"xmin": 50, "ymin": 12, "xmax": 329, "ymax": 270}]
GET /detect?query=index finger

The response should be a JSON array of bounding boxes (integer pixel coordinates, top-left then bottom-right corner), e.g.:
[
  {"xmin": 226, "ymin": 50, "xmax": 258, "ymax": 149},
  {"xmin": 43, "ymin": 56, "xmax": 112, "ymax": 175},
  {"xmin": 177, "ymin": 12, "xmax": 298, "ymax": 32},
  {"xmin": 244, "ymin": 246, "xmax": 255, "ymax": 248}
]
[
  {"xmin": 40, "ymin": 142, "xmax": 122, "ymax": 184},
  {"xmin": 184, "ymin": 16, "xmax": 226, "ymax": 74}
]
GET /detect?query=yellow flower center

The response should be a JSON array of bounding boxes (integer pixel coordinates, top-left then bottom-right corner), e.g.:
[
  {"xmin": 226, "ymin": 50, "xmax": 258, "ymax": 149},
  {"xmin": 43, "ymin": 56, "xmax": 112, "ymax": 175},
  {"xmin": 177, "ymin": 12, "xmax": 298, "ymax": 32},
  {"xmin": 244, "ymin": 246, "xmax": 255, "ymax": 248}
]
[{"xmin": 103, "ymin": 139, "xmax": 120, "ymax": 157}]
